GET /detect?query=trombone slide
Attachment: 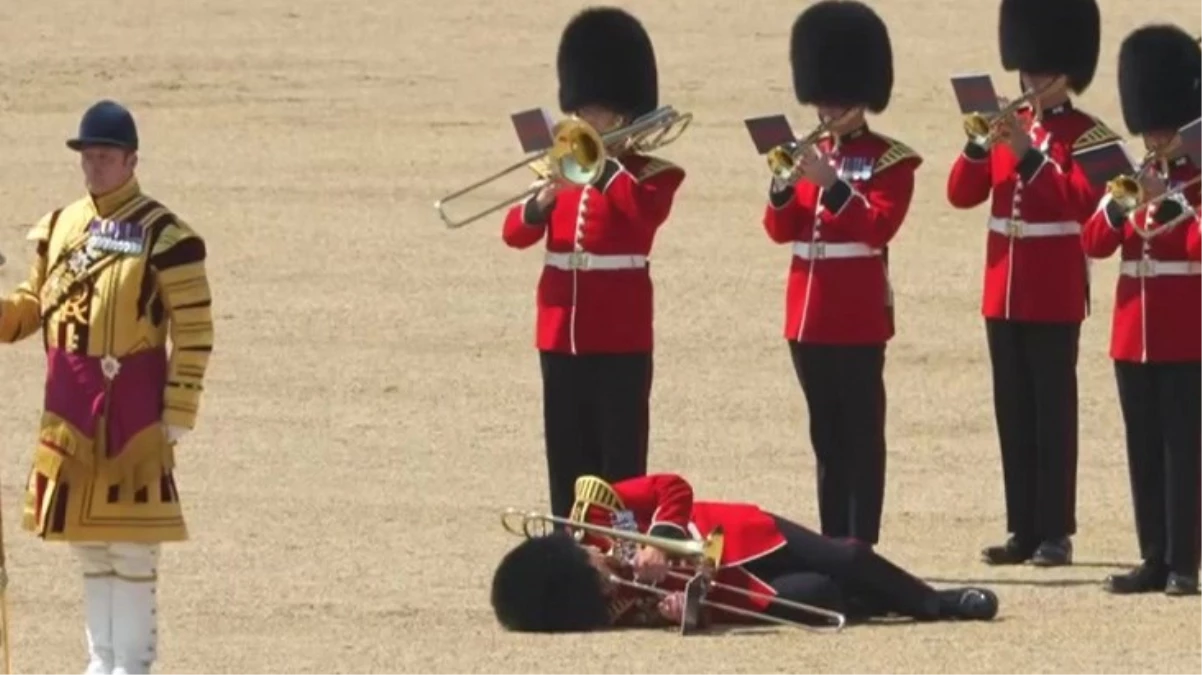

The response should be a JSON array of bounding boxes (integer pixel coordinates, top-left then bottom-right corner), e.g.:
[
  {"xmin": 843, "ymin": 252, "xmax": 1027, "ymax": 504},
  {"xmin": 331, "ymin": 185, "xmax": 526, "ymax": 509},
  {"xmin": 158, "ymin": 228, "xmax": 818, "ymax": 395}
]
[
  {"xmin": 500, "ymin": 507, "xmax": 711, "ymax": 560},
  {"xmin": 435, "ymin": 106, "xmax": 691, "ymax": 230},
  {"xmin": 434, "ymin": 154, "xmax": 548, "ymax": 229},
  {"xmin": 608, "ymin": 570, "xmax": 845, "ymax": 634}
]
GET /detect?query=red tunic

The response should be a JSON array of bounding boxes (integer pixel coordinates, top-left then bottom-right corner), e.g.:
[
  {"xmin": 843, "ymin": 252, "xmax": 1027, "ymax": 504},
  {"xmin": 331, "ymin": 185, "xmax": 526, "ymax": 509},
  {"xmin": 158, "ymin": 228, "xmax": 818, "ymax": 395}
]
[
  {"xmin": 580, "ymin": 473, "xmax": 790, "ymax": 617},
  {"xmin": 501, "ymin": 154, "xmax": 685, "ymax": 355},
  {"xmin": 946, "ymin": 102, "xmax": 1118, "ymax": 322},
  {"xmin": 1081, "ymin": 156, "xmax": 1202, "ymax": 363},
  {"xmin": 762, "ymin": 127, "xmax": 921, "ymax": 344}
]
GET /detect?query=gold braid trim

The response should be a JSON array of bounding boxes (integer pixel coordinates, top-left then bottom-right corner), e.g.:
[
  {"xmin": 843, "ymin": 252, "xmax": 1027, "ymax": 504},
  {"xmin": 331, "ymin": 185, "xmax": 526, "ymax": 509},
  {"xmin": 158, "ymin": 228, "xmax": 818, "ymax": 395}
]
[
  {"xmin": 1073, "ymin": 118, "xmax": 1123, "ymax": 154},
  {"xmin": 154, "ymin": 222, "xmax": 214, "ymax": 429},
  {"xmin": 873, "ymin": 135, "xmax": 922, "ymax": 173},
  {"xmin": 37, "ymin": 412, "xmax": 96, "ymax": 466}
]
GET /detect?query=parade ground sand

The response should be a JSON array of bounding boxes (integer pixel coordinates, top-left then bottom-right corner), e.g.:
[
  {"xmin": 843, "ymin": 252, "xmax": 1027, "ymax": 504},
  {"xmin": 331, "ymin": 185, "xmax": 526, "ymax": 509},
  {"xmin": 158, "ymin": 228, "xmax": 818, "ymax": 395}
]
[{"xmin": 1, "ymin": 1, "xmax": 1200, "ymax": 672}]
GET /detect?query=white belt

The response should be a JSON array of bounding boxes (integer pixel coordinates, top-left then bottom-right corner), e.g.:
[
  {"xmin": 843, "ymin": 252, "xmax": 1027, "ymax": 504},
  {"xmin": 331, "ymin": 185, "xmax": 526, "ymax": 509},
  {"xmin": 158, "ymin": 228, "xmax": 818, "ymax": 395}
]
[
  {"xmin": 544, "ymin": 251, "xmax": 648, "ymax": 271},
  {"xmin": 987, "ymin": 217, "xmax": 1081, "ymax": 238},
  {"xmin": 1119, "ymin": 260, "xmax": 1202, "ymax": 278},
  {"xmin": 791, "ymin": 241, "xmax": 880, "ymax": 260}
]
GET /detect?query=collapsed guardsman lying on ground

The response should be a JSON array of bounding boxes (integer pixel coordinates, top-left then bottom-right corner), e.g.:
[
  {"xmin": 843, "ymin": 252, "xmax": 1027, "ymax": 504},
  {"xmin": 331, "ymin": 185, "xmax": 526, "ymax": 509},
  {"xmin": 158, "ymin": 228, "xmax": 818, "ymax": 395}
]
[{"xmin": 490, "ymin": 473, "xmax": 998, "ymax": 631}]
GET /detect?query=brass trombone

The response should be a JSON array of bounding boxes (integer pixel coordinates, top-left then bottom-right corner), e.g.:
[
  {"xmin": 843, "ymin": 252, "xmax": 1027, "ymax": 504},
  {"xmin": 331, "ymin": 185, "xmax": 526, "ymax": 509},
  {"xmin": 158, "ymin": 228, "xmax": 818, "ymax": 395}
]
[
  {"xmin": 1108, "ymin": 147, "xmax": 1170, "ymax": 211},
  {"xmin": 435, "ymin": 106, "xmax": 692, "ymax": 229},
  {"xmin": 963, "ymin": 76, "xmax": 1063, "ymax": 147},
  {"xmin": 765, "ymin": 109, "xmax": 857, "ymax": 181},
  {"xmin": 500, "ymin": 507, "xmax": 721, "ymax": 565},
  {"xmin": 499, "ymin": 507, "xmax": 848, "ymax": 634},
  {"xmin": 1106, "ymin": 144, "xmax": 1201, "ymax": 237}
]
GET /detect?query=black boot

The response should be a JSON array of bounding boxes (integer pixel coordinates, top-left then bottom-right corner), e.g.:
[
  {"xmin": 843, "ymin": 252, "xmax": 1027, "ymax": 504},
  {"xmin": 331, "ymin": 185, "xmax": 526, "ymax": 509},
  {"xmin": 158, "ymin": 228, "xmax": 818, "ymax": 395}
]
[
  {"xmin": 980, "ymin": 535, "xmax": 1037, "ymax": 565},
  {"xmin": 1103, "ymin": 561, "xmax": 1168, "ymax": 594},
  {"xmin": 937, "ymin": 588, "xmax": 998, "ymax": 621},
  {"xmin": 1165, "ymin": 572, "xmax": 1199, "ymax": 597},
  {"xmin": 1030, "ymin": 537, "xmax": 1073, "ymax": 567}
]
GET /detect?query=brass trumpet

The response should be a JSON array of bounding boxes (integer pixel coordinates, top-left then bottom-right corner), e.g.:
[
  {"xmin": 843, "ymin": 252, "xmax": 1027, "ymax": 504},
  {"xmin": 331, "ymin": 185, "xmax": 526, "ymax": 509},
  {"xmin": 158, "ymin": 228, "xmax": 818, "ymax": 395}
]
[
  {"xmin": 765, "ymin": 109, "xmax": 857, "ymax": 181},
  {"xmin": 434, "ymin": 106, "xmax": 692, "ymax": 229},
  {"xmin": 499, "ymin": 507, "xmax": 847, "ymax": 633},
  {"xmin": 963, "ymin": 77, "xmax": 1063, "ymax": 147}
]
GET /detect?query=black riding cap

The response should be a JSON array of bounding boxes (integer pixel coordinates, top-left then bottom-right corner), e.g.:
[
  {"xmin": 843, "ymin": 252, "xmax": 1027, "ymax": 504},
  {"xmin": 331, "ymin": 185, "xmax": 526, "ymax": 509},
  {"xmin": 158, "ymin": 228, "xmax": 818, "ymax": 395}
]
[{"xmin": 67, "ymin": 99, "xmax": 139, "ymax": 151}]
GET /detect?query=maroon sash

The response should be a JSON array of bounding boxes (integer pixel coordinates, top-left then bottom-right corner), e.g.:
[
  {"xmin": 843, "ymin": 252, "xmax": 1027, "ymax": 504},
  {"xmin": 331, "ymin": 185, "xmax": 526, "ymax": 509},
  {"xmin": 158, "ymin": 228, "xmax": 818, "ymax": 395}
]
[{"xmin": 44, "ymin": 347, "xmax": 167, "ymax": 458}]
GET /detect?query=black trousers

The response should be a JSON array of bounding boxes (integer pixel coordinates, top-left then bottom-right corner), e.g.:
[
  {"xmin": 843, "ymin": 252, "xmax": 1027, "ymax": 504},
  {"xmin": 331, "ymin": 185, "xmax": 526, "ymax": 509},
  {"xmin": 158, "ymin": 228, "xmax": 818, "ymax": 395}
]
[
  {"xmin": 539, "ymin": 351, "xmax": 653, "ymax": 519},
  {"xmin": 788, "ymin": 342, "xmax": 887, "ymax": 544},
  {"xmin": 1114, "ymin": 360, "xmax": 1202, "ymax": 574},
  {"xmin": 985, "ymin": 319, "xmax": 1080, "ymax": 540},
  {"xmin": 743, "ymin": 515, "xmax": 940, "ymax": 622}
]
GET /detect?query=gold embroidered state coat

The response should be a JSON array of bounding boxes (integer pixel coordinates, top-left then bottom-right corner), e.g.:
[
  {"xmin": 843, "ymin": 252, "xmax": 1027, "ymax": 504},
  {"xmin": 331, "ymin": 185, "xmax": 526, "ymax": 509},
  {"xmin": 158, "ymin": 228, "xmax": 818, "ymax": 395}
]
[{"xmin": 0, "ymin": 176, "xmax": 214, "ymax": 542}]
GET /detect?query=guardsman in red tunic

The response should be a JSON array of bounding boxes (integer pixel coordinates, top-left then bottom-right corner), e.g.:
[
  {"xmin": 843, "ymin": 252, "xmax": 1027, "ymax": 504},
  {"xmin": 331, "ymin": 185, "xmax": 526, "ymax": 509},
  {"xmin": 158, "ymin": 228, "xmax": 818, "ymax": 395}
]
[
  {"xmin": 761, "ymin": 0, "xmax": 921, "ymax": 547},
  {"xmin": 1081, "ymin": 24, "xmax": 1201, "ymax": 597},
  {"xmin": 946, "ymin": 0, "xmax": 1119, "ymax": 567},
  {"xmin": 500, "ymin": 7, "xmax": 686, "ymax": 521},
  {"xmin": 490, "ymin": 473, "xmax": 1000, "ymax": 631}
]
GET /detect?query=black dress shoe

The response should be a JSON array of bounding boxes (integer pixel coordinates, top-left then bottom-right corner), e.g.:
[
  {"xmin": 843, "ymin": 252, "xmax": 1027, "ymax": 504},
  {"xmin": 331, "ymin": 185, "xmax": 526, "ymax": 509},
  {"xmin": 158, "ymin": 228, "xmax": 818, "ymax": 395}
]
[
  {"xmin": 1030, "ymin": 537, "xmax": 1073, "ymax": 567},
  {"xmin": 980, "ymin": 536, "xmax": 1037, "ymax": 565},
  {"xmin": 1165, "ymin": 573, "xmax": 1199, "ymax": 596},
  {"xmin": 938, "ymin": 588, "xmax": 999, "ymax": 621},
  {"xmin": 1104, "ymin": 561, "xmax": 1168, "ymax": 594}
]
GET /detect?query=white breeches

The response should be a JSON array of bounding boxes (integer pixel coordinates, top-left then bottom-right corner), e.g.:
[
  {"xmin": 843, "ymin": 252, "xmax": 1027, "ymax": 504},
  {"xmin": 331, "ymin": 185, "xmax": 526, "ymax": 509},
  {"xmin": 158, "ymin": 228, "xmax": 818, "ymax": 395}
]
[
  {"xmin": 73, "ymin": 542, "xmax": 161, "ymax": 581},
  {"xmin": 73, "ymin": 542, "xmax": 160, "ymax": 675}
]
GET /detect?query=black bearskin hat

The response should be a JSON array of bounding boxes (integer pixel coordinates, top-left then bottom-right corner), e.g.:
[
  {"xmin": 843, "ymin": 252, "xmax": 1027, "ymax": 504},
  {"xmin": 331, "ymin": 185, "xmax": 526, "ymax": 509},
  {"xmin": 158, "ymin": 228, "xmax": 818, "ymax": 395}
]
[
  {"xmin": 557, "ymin": 7, "xmax": 658, "ymax": 120},
  {"xmin": 999, "ymin": 0, "xmax": 1100, "ymax": 93},
  {"xmin": 1118, "ymin": 24, "xmax": 1202, "ymax": 135},
  {"xmin": 490, "ymin": 533, "xmax": 610, "ymax": 633},
  {"xmin": 790, "ymin": 0, "xmax": 894, "ymax": 113}
]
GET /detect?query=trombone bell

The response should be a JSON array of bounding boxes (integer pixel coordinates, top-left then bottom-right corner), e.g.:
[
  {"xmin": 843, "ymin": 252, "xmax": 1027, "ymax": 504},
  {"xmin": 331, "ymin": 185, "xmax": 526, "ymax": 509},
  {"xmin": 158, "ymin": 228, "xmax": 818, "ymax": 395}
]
[
  {"xmin": 549, "ymin": 118, "xmax": 606, "ymax": 185},
  {"xmin": 1107, "ymin": 175, "xmax": 1143, "ymax": 211}
]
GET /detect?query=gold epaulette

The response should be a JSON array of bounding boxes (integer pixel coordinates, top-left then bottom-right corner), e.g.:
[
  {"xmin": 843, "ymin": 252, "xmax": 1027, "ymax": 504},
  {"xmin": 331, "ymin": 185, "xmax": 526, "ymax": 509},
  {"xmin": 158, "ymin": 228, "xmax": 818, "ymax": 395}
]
[
  {"xmin": 150, "ymin": 218, "xmax": 198, "ymax": 258},
  {"xmin": 26, "ymin": 208, "xmax": 64, "ymax": 242},
  {"xmin": 873, "ymin": 135, "xmax": 922, "ymax": 173},
  {"xmin": 636, "ymin": 156, "xmax": 681, "ymax": 181},
  {"xmin": 1073, "ymin": 116, "xmax": 1123, "ymax": 153},
  {"xmin": 569, "ymin": 475, "xmax": 625, "ymax": 523}
]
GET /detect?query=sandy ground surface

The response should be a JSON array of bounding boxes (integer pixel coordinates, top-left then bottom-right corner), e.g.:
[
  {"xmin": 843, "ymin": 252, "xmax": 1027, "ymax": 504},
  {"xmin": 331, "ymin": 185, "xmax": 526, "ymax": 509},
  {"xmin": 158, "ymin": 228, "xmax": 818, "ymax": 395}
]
[{"xmin": 0, "ymin": 0, "xmax": 1199, "ymax": 672}]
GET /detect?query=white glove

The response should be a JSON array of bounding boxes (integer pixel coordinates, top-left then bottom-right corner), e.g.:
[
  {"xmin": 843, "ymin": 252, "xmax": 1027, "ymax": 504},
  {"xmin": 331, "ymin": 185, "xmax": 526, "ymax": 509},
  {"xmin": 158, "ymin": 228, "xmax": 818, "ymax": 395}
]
[{"xmin": 163, "ymin": 424, "xmax": 189, "ymax": 444}]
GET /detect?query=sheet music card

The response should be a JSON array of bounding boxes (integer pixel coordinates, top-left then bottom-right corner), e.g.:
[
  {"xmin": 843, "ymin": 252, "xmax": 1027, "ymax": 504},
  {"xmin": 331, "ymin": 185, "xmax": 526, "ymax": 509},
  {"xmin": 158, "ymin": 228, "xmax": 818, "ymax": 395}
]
[
  {"xmin": 510, "ymin": 108, "xmax": 555, "ymax": 154},
  {"xmin": 950, "ymin": 73, "xmax": 1001, "ymax": 115},
  {"xmin": 1074, "ymin": 142, "xmax": 1138, "ymax": 187},
  {"xmin": 743, "ymin": 115, "xmax": 795, "ymax": 155}
]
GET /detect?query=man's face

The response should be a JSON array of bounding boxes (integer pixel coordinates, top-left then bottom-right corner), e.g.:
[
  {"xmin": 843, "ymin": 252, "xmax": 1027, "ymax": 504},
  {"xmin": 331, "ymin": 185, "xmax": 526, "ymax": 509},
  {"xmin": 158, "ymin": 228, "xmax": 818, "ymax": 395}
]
[
  {"xmin": 1019, "ymin": 72, "xmax": 1065, "ymax": 102},
  {"xmin": 574, "ymin": 105, "xmax": 625, "ymax": 134},
  {"xmin": 1144, "ymin": 130, "xmax": 1181, "ymax": 157},
  {"xmin": 80, "ymin": 146, "xmax": 136, "ymax": 195},
  {"xmin": 584, "ymin": 546, "xmax": 618, "ymax": 596},
  {"xmin": 816, "ymin": 104, "xmax": 863, "ymax": 133}
]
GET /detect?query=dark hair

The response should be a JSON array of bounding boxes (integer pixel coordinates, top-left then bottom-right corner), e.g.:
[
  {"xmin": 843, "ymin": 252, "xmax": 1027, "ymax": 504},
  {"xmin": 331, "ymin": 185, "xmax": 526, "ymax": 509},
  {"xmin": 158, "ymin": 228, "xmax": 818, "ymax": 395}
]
[{"xmin": 490, "ymin": 533, "xmax": 610, "ymax": 632}]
